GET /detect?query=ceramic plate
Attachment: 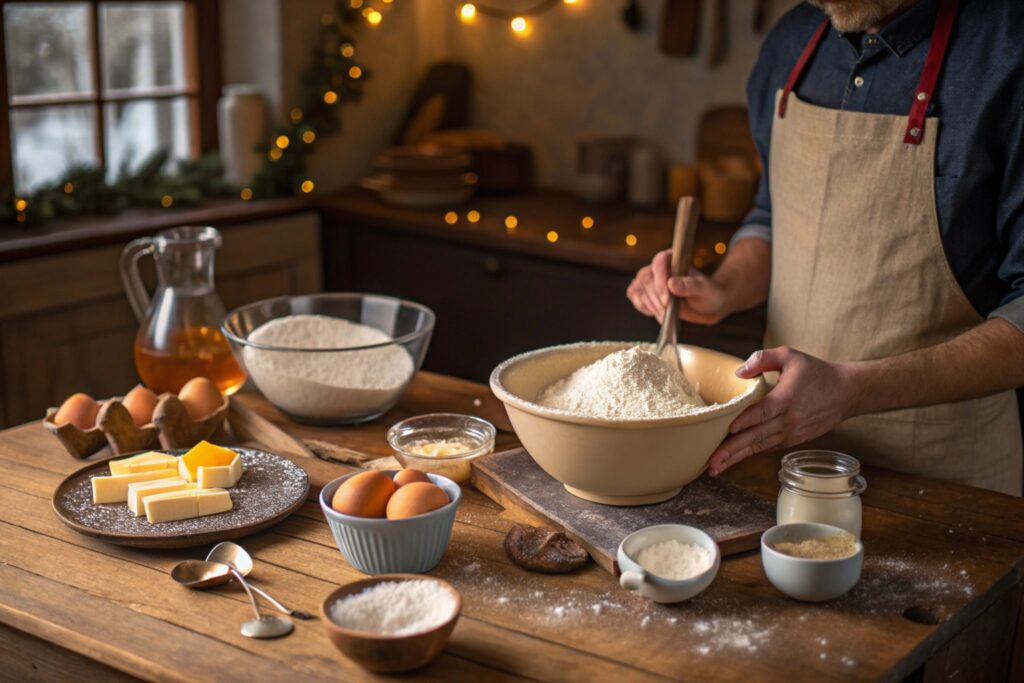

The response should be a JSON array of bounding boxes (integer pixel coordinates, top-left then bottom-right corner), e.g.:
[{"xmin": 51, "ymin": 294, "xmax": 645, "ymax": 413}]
[{"xmin": 52, "ymin": 447, "xmax": 309, "ymax": 548}]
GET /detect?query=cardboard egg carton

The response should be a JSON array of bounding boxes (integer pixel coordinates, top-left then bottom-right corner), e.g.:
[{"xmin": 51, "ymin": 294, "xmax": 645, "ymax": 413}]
[{"xmin": 43, "ymin": 393, "xmax": 230, "ymax": 459}]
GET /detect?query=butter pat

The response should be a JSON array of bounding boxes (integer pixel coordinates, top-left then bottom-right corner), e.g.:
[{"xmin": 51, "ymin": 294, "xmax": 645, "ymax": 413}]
[
  {"xmin": 178, "ymin": 441, "xmax": 241, "ymax": 488},
  {"xmin": 197, "ymin": 453, "xmax": 242, "ymax": 489},
  {"xmin": 144, "ymin": 488, "xmax": 233, "ymax": 523},
  {"xmin": 127, "ymin": 478, "xmax": 194, "ymax": 516},
  {"xmin": 108, "ymin": 451, "xmax": 178, "ymax": 476},
  {"xmin": 92, "ymin": 468, "xmax": 179, "ymax": 504}
]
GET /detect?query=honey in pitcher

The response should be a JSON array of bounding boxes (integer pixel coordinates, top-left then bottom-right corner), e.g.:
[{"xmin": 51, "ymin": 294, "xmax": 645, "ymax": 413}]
[{"xmin": 134, "ymin": 325, "xmax": 246, "ymax": 395}]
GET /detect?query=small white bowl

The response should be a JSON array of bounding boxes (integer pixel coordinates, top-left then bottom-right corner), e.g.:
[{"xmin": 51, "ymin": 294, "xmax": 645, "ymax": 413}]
[
  {"xmin": 616, "ymin": 524, "xmax": 720, "ymax": 604},
  {"xmin": 761, "ymin": 522, "xmax": 863, "ymax": 602}
]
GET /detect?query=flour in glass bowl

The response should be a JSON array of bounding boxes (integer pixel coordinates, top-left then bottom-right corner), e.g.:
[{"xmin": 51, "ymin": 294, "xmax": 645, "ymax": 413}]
[
  {"xmin": 242, "ymin": 314, "xmax": 415, "ymax": 419},
  {"xmin": 538, "ymin": 345, "xmax": 708, "ymax": 420}
]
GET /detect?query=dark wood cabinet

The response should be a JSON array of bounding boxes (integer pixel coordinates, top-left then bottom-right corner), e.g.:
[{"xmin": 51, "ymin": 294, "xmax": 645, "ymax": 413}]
[{"xmin": 323, "ymin": 223, "xmax": 765, "ymax": 383}]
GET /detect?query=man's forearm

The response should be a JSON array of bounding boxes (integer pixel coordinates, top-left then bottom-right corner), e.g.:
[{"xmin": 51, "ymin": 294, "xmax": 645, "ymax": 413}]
[
  {"xmin": 845, "ymin": 318, "xmax": 1024, "ymax": 416},
  {"xmin": 713, "ymin": 237, "xmax": 771, "ymax": 316}
]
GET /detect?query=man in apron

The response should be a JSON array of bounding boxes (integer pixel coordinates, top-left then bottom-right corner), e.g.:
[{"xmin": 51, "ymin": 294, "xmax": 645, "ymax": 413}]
[{"xmin": 627, "ymin": 0, "xmax": 1024, "ymax": 495}]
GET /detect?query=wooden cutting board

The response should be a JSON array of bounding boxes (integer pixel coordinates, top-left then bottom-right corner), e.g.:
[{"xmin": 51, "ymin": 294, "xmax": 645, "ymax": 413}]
[{"xmin": 472, "ymin": 448, "xmax": 775, "ymax": 574}]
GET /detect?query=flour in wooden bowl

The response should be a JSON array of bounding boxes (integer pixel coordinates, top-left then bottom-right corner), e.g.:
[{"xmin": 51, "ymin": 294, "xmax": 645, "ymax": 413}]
[
  {"xmin": 242, "ymin": 314, "xmax": 415, "ymax": 419},
  {"xmin": 537, "ymin": 346, "xmax": 708, "ymax": 420}
]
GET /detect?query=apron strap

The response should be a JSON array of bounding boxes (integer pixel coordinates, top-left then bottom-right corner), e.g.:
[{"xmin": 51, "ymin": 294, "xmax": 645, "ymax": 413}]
[
  {"xmin": 904, "ymin": 0, "xmax": 959, "ymax": 144},
  {"xmin": 778, "ymin": 18, "xmax": 830, "ymax": 119}
]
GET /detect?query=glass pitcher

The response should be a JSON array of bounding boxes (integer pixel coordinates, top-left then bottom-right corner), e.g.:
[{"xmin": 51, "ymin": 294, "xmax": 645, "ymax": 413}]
[{"xmin": 121, "ymin": 226, "xmax": 246, "ymax": 396}]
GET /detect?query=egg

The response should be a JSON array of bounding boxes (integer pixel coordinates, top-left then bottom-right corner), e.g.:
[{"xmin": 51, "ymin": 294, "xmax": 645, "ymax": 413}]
[
  {"xmin": 178, "ymin": 377, "xmax": 223, "ymax": 421},
  {"xmin": 386, "ymin": 482, "xmax": 449, "ymax": 520},
  {"xmin": 393, "ymin": 468, "xmax": 432, "ymax": 487},
  {"xmin": 53, "ymin": 393, "xmax": 100, "ymax": 430},
  {"xmin": 332, "ymin": 471, "xmax": 397, "ymax": 518},
  {"xmin": 122, "ymin": 385, "xmax": 158, "ymax": 427}
]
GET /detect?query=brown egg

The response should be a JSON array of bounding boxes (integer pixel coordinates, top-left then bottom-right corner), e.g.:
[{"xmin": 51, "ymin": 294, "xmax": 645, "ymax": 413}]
[
  {"xmin": 178, "ymin": 377, "xmax": 223, "ymax": 421},
  {"xmin": 393, "ymin": 468, "xmax": 432, "ymax": 487},
  {"xmin": 53, "ymin": 393, "xmax": 100, "ymax": 430},
  {"xmin": 332, "ymin": 471, "xmax": 397, "ymax": 518},
  {"xmin": 386, "ymin": 482, "xmax": 449, "ymax": 520},
  {"xmin": 122, "ymin": 385, "xmax": 158, "ymax": 427}
]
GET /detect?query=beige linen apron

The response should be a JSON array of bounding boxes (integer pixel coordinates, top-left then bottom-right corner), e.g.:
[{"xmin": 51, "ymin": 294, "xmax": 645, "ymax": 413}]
[{"xmin": 765, "ymin": 1, "xmax": 1022, "ymax": 495}]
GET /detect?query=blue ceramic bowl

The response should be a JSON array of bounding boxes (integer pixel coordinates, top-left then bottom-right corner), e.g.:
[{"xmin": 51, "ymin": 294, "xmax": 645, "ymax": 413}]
[{"xmin": 319, "ymin": 471, "xmax": 461, "ymax": 574}]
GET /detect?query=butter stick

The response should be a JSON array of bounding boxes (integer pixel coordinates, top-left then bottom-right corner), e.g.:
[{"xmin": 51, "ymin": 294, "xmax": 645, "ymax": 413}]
[
  {"xmin": 92, "ymin": 469, "xmax": 179, "ymax": 504},
  {"xmin": 126, "ymin": 478, "xmax": 194, "ymax": 516},
  {"xmin": 144, "ymin": 488, "xmax": 233, "ymax": 524}
]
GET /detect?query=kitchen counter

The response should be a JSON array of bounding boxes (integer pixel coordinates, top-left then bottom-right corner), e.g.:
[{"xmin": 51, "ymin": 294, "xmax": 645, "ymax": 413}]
[{"xmin": 2, "ymin": 371, "xmax": 1022, "ymax": 682}]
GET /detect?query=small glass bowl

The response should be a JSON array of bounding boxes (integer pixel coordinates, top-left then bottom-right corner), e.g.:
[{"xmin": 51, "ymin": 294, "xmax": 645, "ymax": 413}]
[{"xmin": 387, "ymin": 413, "xmax": 496, "ymax": 484}]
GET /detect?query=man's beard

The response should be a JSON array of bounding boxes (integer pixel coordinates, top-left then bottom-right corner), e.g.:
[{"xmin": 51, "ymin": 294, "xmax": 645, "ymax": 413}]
[{"xmin": 806, "ymin": 0, "xmax": 908, "ymax": 32}]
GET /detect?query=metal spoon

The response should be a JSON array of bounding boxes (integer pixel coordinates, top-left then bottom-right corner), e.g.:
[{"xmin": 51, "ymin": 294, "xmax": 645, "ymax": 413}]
[
  {"xmin": 171, "ymin": 559, "xmax": 294, "ymax": 639},
  {"xmin": 654, "ymin": 196, "xmax": 702, "ymax": 378},
  {"xmin": 206, "ymin": 542, "xmax": 314, "ymax": 620}
]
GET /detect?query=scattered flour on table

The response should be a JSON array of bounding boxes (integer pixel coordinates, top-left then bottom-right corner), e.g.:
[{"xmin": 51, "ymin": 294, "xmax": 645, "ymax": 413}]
[
  {"xmin": 243, "ymin": 314, "xmax": 414, "ymax": 418},
  {"xmin": 537, "ymin": 346, "xmax": 707, "ymax": 420},
  {"xmin": 329, "ymin": 580, "xmax": 456, "ymax": 636}
]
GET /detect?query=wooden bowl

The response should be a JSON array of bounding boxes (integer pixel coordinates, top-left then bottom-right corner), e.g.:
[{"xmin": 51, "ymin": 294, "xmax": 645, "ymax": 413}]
[{"xmin": 319, "ymin": 575, "xmax": 462, "ymax": 673}]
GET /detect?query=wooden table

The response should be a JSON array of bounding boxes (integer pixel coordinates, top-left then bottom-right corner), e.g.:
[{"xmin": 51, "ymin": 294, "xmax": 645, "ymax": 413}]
[{"xmin": 2, "ymin": 372, "xmax": 1023, "ymax": 682}]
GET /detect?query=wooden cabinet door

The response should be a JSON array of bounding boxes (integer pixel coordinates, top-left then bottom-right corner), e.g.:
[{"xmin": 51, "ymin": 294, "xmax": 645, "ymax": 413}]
[{"xmin": 0, "ymin": 212, "xmax": 321, "ymax": 427}]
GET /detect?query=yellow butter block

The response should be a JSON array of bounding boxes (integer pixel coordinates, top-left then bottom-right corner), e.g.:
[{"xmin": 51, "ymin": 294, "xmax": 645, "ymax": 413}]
[
  {"xmin": 108, "ymin": 451, "xmax": 178, "ymax": 476},
  {"xmin": 91, "ymin": 468, "xmax": 179, "ymax": 504},
  {"xmin": 126, "ymin": 478, "xmax": 194, "ymax": 516},
  {"xmin": 197, "ymin": 452, "xmax": 243, "ymax": 489},
  {"xmin": 144, "ymin": 487, "xmax": 233, "ymax": 523},
  {"xmin": 177, "ymin": 441, "xmax": 238, "ymax": 483}
]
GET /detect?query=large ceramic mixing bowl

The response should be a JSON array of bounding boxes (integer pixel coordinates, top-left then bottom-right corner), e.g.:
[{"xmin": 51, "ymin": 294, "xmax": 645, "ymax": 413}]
[{"xmin": 489, "ymin": 342, "xmax": 766, "ymax": 505}]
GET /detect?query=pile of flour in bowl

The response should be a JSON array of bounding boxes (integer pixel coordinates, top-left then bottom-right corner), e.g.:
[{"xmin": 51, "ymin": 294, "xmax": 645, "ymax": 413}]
[
  {"xmin": 243, "ymin": 314, "xmax": 414, "ymax": 419},
  {"xmin": 537, "ymin": 345, "xmax": 707, "ymax": 420}
]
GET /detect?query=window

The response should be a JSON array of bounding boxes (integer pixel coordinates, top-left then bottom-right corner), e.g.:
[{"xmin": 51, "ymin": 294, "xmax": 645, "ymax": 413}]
[{"xmin": 0, "ymin": 0, "xmax": 220, "ymax": 194}]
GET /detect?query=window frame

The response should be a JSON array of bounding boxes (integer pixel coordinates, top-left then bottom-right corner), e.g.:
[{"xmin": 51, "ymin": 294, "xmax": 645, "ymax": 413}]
[{"xmin": 0, "ymin": 0, "xmax": 221, "ymax": 191}]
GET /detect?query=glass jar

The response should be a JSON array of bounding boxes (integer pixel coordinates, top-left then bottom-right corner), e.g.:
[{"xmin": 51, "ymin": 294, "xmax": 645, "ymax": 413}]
[{"xmin": 777, "ymin": 450, "xmax": 867, "ymax": 538}]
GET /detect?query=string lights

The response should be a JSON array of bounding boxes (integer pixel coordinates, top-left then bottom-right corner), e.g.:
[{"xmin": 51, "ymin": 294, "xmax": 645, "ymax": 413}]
[{"xmin": 458, "ymin": 0, "xmax": 581, "ymax": 36}]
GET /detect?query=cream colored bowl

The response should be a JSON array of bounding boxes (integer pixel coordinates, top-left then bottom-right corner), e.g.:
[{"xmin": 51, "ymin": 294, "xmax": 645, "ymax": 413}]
[{"xmin": 489, "ymin": 342, "xmax": 766, "ymax": 506}]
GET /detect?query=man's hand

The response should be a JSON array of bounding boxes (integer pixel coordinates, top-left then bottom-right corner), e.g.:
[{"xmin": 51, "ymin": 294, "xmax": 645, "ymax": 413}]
[
  {"xmin": 627, "ymin": 250, "xmax": 731, "ymax": 324},
  {"xmin": 626, "ymin": 237, "xmax": 772, "ymax": 326},
  {"xmin": 707, "ymin": 346, "xmax": 858, "ymax": 476}
]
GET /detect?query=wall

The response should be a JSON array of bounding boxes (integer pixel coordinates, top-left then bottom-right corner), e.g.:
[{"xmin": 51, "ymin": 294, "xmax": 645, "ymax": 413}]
[{"xmin": 220, "ymin": 0, "xmax": 798, "ymax": 191}]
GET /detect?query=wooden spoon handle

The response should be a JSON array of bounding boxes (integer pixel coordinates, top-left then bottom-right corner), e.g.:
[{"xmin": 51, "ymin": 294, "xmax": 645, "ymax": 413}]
[{"xmin": 669, "ymin": 196, "xmax": 702, "ymax": 278}]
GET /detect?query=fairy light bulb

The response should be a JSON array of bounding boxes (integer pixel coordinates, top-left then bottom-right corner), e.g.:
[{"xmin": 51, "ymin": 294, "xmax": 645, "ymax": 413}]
[
  {"xmin": 546, "ymin": 230, "xmax": 559, "ymax": 243},
  {"xmin": 349, "ymin": 66, "xmax": 363, "ymax": 79},
  {"xmin": 340, "ymin": 43, "xmax": 355, "ymax": 58},
  {"xmin": 302, "ymin": 130, "xmax": 316, "ymax": 144},
  {"xmin": 625, "ymin": 234, "xmax": 638, "ymax": 247},
  {"xmin": 714, "ymin": 241, "xmax": 727, "ymax": 255},
  {"xmin": 366, "ymin": 9, "xmax": 382, "ymax": 25},
  {"xmin": 459, "ymin": 3, "xmax": 476, "ymax": 22},
  {"xmin": 467, "ymin": 210, "xmax": 481, "ymax": 223},
  {"xmin": 444, "ymin": 211, "xmax": 458, "ymax": 225},
  {"xmin": 323, "ymin": 90, "xmax": 338, "ymax": 104},
  {"xmin": 301, "ymin": 180, "xmax": 314, "ymax": 193},
  {"xmin": 275, "ymin": 135, "xmax": 290, "ymax": 149},
  {"xmin": 511, "ymin": 16, "xmax": 529, "ymax": 35},
  {"xmin": 504, "ymin": 215, "xmax": 518, "ymax": 229},
  {"xmin": 240, "ymin": 187, "xmax": 253, "ymax": 201},
  {"xmin": 581, "ymin": 216, "xmax": 594, "ymax": 229}
]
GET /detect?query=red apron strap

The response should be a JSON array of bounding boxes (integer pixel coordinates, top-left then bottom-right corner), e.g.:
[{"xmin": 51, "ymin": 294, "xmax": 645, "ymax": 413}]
[
  {"xmin": 778, "ymin": 18, "xmax": 830, "ymax": 118},
  {"xmin": 904, "ymin": 0, "xmax": 959, "ymax": 144}
]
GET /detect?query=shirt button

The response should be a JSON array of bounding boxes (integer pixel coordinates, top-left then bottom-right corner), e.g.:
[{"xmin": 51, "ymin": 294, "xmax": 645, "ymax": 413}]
[
  {"xmin": 854, "ymin": 76, "xmax": 865, "ymax": 87},
  {"xmin": 866, "ymin": 36, "xmax": 879, "ymax": 46}
]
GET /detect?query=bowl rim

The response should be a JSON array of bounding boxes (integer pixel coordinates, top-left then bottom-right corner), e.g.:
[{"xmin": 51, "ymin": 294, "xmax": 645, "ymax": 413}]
[
  {"xmin": 489, "ymin": 341, "xmax": 765, "ymax": 428},
  {"xmin": 319, "ymin": 574, "xmax": 463, "ymax": 642},
  {"xmin": 617, "ymin": 523, "xmax": 722, "ymax": 586},
  {"xmin": 760, "ymin": 522, "xmax": 864, "ymax": 564},
  {"xmin": 387, "ymin": 413, "xmax": 497, "ymax": 461},
  {"xmin": 319, "ymin": 470, "xmax": 462, "ymax": 524},
  {"xmin": 220, "ymin": 293, "xmax": 436, "ymax": 353}
]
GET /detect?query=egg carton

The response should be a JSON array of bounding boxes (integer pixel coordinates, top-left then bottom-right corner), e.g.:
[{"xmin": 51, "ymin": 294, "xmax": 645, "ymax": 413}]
[{"xmin": 43, "ymin": 393, "xmax": 230, "ymax": 459}]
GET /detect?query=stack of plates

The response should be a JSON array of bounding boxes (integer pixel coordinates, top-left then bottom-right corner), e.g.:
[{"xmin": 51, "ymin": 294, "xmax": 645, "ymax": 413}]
[{"xmin": 363, "ymin": 146, "xmax": 478, "ymax": 207}]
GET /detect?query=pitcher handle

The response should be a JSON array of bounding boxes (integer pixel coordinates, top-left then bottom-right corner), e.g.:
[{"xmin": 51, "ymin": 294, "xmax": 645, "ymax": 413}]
[{"xmin": 120, "ymin": 237, "xmax": 155, "ymax": 322}]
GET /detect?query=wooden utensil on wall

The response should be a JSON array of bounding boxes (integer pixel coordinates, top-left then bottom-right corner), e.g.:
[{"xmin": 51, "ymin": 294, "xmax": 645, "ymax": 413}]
[{"xmin": 659, "ymin": 0, "xmax": 700, "ymax": 56}]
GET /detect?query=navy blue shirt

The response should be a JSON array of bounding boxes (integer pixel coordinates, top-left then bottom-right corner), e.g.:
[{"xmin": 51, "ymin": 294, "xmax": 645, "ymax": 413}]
[{"xmin": 736, "ymin": 0, "xmax": 1024, "ymax": 332}]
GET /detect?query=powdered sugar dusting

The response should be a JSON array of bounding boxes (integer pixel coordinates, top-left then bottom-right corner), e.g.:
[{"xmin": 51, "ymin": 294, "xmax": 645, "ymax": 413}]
[{"xmin": 54, "ymin": 448, "xmax": 309, "ymax": 538}]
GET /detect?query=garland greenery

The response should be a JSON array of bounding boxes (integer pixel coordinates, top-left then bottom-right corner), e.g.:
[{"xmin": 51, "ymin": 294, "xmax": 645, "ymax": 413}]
[{"xmin": 1, "ymin": 0, "xmax": 385, "ymax": 225}]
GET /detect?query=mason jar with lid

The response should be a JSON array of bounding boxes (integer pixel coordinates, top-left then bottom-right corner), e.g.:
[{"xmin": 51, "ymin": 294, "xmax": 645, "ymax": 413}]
[{"xmin": 777, "ymin": 450, "xmax": 867, "ymax": 538}]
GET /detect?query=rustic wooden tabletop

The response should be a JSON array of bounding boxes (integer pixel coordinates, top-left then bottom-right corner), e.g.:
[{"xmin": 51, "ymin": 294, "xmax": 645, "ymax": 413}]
[{"xmin": 2, "ymin": 371, "xmax": 1023, "ymax": 682}]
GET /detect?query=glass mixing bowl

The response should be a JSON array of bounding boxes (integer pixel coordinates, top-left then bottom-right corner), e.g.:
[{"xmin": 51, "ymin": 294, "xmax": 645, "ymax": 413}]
[{"xmin": 222, "ymin": 293, "xmax": 435, "ymax": 425}]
